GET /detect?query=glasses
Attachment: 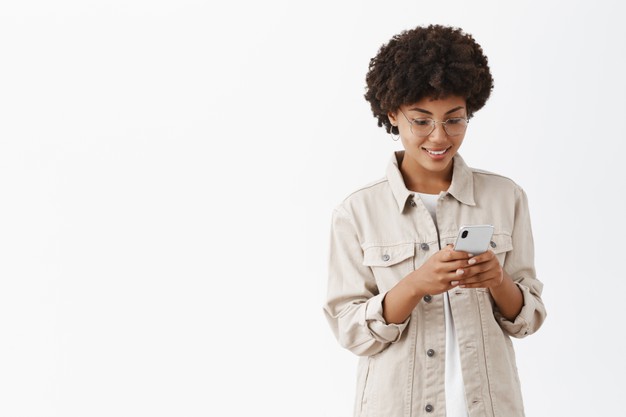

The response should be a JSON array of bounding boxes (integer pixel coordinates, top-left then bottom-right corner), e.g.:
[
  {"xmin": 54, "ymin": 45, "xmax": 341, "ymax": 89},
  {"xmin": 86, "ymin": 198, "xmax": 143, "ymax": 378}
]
[{"xmin": 400, "ymin": 110, "xmax": 469, "ymax": 137}]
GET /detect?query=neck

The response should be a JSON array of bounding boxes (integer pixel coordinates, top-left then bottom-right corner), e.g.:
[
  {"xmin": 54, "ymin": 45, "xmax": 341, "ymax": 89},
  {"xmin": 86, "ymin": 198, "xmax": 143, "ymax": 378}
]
[{"xmin": 400, "ymin": 159, "xmax": 454, "ymax": 194}]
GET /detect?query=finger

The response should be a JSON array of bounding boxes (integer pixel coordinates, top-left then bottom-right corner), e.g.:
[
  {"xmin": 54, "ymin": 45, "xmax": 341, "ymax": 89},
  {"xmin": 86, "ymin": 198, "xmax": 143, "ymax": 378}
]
[
  {"xmin": 458, "ymin": 267, "xmax": 501, "ymax": 286},
  {"xmin": 458, "ymin": 272, "xmax": 502, "ymax": 288},
  {"xmin": 458, "ymin": 281, "xmax": 491, "ymax": 289},
  {"xmin": 453, "ymin": 250, "xmax": 474, "ymax": 259},
  {"xmin": 445, "ymin": 270, "xmax": 467, "ymax": 287},
  {"xmin": 462, "ymin": 260, "xmax": 495, "ymax": 277},
  {"xmin": 451, "ymin": 268, "xmax": 466, "ymax": 284},
  {"xmin": 445, "ymin": 261, "xmax": 479, "ymax": 282},
  {"xmin": 458, "ymin": 274, "xmax": 494, "ymax": 288},
  {"xmin": 449, "ymin": 258, "xmax": 475, "ymax": 273},
  {"xmin": 463, "ymin": 264, "xmax": 502, "ymax": 283},
  {"xmin": 441, "ymin": 249, "xmax": 473, "ymax": 263},
  {"xmin": 466, "ymin": 250, "xmax": 495, "ymax": 266},
  {"xmin": 434, "ymin": 260, "xmax": 470, "ymax": 277}
]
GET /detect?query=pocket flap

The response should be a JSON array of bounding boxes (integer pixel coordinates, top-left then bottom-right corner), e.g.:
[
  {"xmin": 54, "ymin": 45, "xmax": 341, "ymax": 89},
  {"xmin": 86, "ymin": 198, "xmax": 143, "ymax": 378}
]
[
  {"xmin": 363, "ymin": 243, "xmax": 414, "ymax": 267},
  {"xmin": 490, "ymin": 233, "xmax": 513, "ymax": 254}
]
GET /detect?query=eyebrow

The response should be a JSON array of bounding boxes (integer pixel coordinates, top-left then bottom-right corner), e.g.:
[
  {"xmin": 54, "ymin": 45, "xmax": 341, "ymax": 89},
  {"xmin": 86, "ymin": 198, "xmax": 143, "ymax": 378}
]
[{"xmin": 408, "ymin": 106, "xmax": 465, "ymax": 116}]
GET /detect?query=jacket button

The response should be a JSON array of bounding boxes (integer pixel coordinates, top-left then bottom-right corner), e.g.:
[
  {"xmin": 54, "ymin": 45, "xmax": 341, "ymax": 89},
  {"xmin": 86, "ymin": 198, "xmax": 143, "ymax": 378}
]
[
  {"xmin": 382, "ymin": 254, "xmax": 390, "ymax": 262},
  {"xmin": 490, "ymin": 240, "xmax": 497, "ymax": 248},
  {"xmin": 427, "ymin": 349, "xmax": 435, "ymax": 357},
  {"xmin": 423, "ymin": 294, "xmax": 432, "ymax": 303},
  {"xmin": 420, "ymin": 243, "xmax": 430, "ymax": 251},
  {"xmin": 425, "ymin": 404, "xmax": 434, "ymax": 413}
]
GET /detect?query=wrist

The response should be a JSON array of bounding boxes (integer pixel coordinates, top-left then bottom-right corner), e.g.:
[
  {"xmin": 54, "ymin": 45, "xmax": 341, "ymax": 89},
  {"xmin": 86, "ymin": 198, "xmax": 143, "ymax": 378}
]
[
  {"xmin": 405, "ymin": 271, "xmax": 427, "ymax": 302},
  {"xmin": 489, "ymin": 271, "xmax": 510, "ymax": 295}
]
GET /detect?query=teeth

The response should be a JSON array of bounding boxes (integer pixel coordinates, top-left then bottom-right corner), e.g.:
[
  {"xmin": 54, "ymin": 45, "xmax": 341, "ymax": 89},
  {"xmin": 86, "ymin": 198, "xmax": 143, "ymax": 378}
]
[{"xmin": 427, "ymin": 149, "xmax": 447, "ymax": 155}]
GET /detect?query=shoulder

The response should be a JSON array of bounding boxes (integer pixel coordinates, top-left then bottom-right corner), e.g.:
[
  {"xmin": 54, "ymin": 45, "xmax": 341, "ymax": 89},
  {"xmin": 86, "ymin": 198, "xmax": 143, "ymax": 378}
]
[
  {"xmin": 469, "ymin": 167, "xmax": 529, "ymax": 210},
  {"xmin": 342, "ymin": 177, "xmax": 390, "ymax": 201},
  {"xmin": 333, "ymin": 177, "xmax": 394, "ymax": 217},
  {"xmin": 471, "ymin": 167, "xmax": 524, "ymax": 193}
]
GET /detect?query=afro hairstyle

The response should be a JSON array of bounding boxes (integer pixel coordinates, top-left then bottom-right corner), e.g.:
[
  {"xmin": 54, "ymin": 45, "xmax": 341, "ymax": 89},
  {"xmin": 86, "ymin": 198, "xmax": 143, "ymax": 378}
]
[{"xmin": 364, "ymin": 24, "xmax": 494, "ymax": 134}]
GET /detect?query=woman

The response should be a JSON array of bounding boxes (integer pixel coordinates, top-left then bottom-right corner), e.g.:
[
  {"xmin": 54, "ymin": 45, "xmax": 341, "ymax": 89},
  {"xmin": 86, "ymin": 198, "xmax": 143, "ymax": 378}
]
[{"xmin": 323, "ymin": 25, "xmax": 546, "ymax": 417}]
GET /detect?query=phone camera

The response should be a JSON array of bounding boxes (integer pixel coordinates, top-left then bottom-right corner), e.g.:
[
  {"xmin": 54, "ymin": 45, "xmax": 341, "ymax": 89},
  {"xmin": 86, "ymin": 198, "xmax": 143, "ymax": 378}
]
[{"xmin": 461, "ymin": 230, "xmax": 468, "ymax": 239}]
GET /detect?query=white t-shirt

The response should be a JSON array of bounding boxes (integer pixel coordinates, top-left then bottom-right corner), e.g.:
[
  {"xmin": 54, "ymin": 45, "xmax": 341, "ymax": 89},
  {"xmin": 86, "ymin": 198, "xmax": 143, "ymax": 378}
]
[{"xmin": 417, "ymin": 192, "xmax": 469, "ymax": 417}]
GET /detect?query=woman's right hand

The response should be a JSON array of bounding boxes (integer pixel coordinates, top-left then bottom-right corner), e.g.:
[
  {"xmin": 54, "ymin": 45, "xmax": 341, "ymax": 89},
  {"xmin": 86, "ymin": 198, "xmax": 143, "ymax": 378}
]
[
  {"xmin": 383, "ymin": 245, "xmax": 471, "ymax": 323},
  {"xmin": 407, "ymin": 244, "xmax": 471, "ymax": 297}
]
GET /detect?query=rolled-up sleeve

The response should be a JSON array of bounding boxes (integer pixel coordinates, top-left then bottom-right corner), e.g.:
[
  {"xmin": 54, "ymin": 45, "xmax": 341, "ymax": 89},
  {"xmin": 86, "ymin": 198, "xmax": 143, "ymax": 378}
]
[
  {"xmin": 323, "ymin": 207, "xmax": 409, "ymax": 357},
  {"xmin": 496, "ymin": 186, "xmax": 547, "ymax": 338}
]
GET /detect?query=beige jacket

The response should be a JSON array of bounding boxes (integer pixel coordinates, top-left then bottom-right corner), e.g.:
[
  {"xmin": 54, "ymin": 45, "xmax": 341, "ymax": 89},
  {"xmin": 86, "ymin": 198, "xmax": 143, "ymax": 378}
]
[{"xmin": 324, "ymin": 152, "xmax": 546, "ymax": 417}]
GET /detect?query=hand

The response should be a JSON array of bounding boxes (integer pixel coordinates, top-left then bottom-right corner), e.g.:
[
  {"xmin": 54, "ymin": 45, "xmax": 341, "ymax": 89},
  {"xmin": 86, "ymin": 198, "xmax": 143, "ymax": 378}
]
[
  {"xmin": 455, "ymin": 250, "xmax": 504, "ymax": 289},
  {"xmin": 408, "ymin": 245, "xmax": 472, "ymax": 296}
]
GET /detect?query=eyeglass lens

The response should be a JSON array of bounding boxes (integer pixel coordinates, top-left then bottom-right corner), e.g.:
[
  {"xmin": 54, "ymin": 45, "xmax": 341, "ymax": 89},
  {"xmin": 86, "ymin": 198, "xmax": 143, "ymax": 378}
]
[{"xmin": 412, "ymin": 119, "xmax": 467, "ymax": 137}]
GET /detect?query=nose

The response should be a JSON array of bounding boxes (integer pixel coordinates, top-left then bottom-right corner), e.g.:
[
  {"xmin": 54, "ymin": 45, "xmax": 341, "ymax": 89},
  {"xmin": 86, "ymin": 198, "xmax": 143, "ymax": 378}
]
[{"xmin": 428, "ymin": 122, "xmax": 448, "ymax": 143}]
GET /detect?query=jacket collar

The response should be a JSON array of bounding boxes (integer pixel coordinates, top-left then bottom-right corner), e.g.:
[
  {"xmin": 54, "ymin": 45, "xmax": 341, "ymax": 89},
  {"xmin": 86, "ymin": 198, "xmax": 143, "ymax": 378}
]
[{"xmin": 386, "ymin": 151, "xmax": 476, "ymax": 213}]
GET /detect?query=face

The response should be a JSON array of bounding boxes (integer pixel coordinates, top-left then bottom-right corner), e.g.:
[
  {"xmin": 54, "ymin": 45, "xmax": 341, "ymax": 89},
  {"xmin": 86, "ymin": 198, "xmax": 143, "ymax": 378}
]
[{"xmin": 388, "ymin": 95, "xmax": 468, "ymax": 181}]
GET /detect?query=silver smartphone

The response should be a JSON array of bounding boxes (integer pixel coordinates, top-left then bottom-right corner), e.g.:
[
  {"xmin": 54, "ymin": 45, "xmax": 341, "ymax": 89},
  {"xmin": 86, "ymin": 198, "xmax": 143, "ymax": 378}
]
[{"xmin": 453, "ymin": 224, "xmax": 494, "ymax": 254}]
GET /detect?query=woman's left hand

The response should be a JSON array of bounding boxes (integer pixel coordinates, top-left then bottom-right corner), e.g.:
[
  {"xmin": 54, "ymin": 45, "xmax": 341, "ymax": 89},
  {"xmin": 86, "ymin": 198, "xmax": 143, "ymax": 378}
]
[{"xmin": 454, "ymin": 250, "xmax": 503, "ymax": 289}]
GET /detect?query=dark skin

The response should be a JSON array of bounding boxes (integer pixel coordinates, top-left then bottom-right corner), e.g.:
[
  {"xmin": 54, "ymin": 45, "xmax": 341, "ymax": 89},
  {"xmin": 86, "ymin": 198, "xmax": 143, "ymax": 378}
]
[
  {"xmin": 382, "ymin": 245, "xmax": 523, "ymax": 324},
  {"xmin": 382, "ymin": 96, "xmax": 523, "ymax": 324}
]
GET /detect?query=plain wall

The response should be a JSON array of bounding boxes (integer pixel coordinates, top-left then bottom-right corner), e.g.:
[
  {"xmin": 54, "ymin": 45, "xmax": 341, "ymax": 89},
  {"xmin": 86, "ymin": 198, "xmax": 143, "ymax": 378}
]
[{"xmin": 1, "ymin": 0, "xmax": 625, "ymax": 416}]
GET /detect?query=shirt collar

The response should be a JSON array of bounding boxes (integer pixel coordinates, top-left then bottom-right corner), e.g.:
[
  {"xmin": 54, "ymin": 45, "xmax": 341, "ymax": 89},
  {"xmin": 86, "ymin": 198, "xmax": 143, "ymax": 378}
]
[
  {"xmin": 386, "ymin": 151, "xmax": 476, "ymax": 213},
  {"xmin": 447, "ymin": 153, "xmax": 476, "ymax": 207}
]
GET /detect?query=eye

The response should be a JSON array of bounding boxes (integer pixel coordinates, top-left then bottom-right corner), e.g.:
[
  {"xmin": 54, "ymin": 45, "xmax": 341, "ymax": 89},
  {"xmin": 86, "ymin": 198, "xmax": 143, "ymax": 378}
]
[
  {"xmin": 446, "ymin": 118, "xmax": 466, "ymax": 125},
  {"xmin": 413, "ymin": 118, "xmax": 432, "ymax": 126}
]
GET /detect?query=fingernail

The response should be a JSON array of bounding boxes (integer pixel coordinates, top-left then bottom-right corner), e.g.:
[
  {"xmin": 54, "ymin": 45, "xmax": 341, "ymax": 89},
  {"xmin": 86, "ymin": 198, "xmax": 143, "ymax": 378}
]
[
  {"xmin": 468, "ymin": 258, "xmax": 476, "ymax": 265},
  {"xmin": 467, "ymin": 253, "xmax": 474, "ymax": 257},
  {"xmin": 456, "ymin": 269, "xmax": 464, "ymax": 275},
  {"xmin": 460, "ymin": 285, "xmax": 466, "ymax": 288},
  {"xmin": 451, "ymin": 281, "xmax": 459, "ymax": 286}
]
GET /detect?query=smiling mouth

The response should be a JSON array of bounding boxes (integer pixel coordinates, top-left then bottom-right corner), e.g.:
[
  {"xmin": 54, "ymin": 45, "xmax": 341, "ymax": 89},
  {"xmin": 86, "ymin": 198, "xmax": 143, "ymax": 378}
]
[{"xmin": 424, "ymin": 147, "xmax": 450, "ymax": 156}]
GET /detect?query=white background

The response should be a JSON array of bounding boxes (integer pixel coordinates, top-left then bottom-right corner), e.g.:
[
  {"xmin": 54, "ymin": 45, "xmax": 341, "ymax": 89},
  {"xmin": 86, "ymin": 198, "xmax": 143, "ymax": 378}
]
[{"xmin": 1, "ymin": 1, "xmax": 625, "ymax": 416}]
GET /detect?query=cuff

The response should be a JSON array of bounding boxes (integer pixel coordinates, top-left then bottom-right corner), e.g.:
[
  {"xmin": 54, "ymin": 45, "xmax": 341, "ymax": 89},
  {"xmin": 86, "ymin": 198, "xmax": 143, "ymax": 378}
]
[
  {"xmin": 364, "ymin": 293, "xmax": 410, "ymax": 343},
  {"xmin": 495, "ymin": 283, "xmax": 537, "ymax": 338}
]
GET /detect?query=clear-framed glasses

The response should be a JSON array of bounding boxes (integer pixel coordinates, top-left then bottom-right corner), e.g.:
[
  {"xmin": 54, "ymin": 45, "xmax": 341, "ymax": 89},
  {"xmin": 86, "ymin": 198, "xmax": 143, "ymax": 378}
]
[{"xmin": 400, "ymin": 110, "xmax": 469, "ymax": 137}]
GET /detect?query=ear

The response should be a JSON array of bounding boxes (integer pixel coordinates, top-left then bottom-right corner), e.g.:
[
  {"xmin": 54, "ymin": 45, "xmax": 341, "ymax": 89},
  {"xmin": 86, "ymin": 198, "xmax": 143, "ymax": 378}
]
[{"xmin": 387, "ymin": 111, "xmax": 398, "ymax": 126}]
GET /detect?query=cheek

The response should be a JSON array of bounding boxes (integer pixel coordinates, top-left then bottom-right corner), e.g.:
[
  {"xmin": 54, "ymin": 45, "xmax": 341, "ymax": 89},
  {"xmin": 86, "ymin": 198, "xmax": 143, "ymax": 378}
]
[{"xmin": 397, "ymin": 124, "xmax": 411, "ymax": 137}]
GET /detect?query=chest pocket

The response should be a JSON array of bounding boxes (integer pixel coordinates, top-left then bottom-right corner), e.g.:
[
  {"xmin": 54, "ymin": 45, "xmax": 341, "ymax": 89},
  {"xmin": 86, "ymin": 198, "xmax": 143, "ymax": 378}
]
[
  {"xmin": 441, "ymin": 232, "xmax": 513, "ymax": 266},
  {"xmin": 490, "ymin": 233, "xmax": 513, "ymax": 266},
  {"xmin": 362, "ymin": 243, "xmax": 415, "ymax": 293}
]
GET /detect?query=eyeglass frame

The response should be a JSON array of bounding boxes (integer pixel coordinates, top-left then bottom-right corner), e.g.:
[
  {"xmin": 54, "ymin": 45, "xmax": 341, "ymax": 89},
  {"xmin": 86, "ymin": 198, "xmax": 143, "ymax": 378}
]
[{"xmin": 399, "ymin": 110, "xmax": 469, "ymax": 137}]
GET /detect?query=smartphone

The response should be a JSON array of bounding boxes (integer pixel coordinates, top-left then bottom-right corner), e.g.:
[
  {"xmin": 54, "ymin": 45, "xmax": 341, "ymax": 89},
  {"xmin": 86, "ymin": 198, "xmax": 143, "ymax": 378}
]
[{"xmin": 453, "ymin": 225, "xmax": 494, "ymax": 255}]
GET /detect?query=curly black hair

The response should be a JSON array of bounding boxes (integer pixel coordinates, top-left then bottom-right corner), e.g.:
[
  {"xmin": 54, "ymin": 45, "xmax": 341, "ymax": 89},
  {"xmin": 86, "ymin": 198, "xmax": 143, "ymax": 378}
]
[{"xmin": 364, "ymin": 24, "xmax": 494, "ymax": 134}]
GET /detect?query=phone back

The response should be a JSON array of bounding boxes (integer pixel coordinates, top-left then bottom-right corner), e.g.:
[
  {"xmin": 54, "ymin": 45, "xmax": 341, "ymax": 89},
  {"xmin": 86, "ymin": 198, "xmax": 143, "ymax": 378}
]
[{"xmin": 454, "ymin": 225, "xmax": 494, "ymax": 254}]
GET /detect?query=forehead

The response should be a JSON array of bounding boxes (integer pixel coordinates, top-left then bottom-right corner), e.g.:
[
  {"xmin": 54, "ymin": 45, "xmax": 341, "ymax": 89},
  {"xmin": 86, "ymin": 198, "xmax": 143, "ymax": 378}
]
[{"xmin": 402, "ymin": 95, "xmax": 467, "ymax": 114}]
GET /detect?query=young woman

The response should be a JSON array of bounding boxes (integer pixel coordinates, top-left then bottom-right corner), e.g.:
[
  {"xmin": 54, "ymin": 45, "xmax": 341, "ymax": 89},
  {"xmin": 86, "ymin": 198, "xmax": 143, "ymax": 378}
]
[{"xmin": 323, "ymin": 25, "xmax": 546, "ymax": 417}]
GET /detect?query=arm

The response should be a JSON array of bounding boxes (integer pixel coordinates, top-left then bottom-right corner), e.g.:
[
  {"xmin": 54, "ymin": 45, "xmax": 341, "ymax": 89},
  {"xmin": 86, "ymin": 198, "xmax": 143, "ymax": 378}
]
[
  {"xmin": 383, "ymin": 245, "xmax": 475, "ymax": 324},
  {"xmin": 323, "ymin": 208, "xmax": 475, "ymax": 355},
  {"xmin": 489, "ymin": 271, "xmax": 523, "ymax": 321},
  {"xmin": 455, "ymin": 186, "xmax": 546, "ymax": 337},
  {"xmin": 498, "ymin": 186, "xmax": 547, "ymax": 336},
  {"xmin": 323, "ymin": 207, "xmax": 409, "ymax": 357}
]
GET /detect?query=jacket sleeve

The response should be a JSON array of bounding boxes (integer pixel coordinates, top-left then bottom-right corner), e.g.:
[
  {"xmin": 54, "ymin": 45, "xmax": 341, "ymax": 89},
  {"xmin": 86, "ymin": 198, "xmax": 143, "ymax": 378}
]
[
  {"xmin": 495, "ymin": 186, "xmax": 547, "ymax": 338},
  {"xmin": 323, "ymin": 206, "xmax": 409, "ymax": 357}
]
